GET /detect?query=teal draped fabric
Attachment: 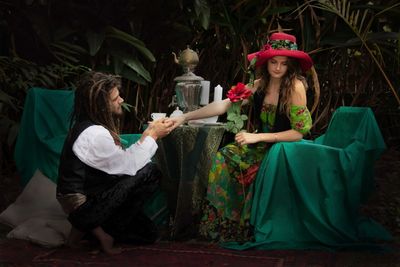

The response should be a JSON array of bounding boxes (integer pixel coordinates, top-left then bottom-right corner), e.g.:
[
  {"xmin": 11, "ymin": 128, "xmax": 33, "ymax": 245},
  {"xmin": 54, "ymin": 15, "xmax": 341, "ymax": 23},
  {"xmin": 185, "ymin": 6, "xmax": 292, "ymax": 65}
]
[
  {"xmin": 14, "ymin": 88, "xmax": 167, "ymax": 224},
  {"xmin": 15, "ymin": 88, "xmax": 74, "ymax": 185},
  {"xmin": 224, "ymin": 107, "xmax": 393, "ymax": 250}
]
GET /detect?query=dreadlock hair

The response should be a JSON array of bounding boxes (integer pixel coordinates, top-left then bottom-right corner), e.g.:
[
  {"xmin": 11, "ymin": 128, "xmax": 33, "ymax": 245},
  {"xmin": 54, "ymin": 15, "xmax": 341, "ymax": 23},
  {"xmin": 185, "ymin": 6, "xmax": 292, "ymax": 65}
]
[
  {"xmin": 71, "ymin": 71, "xmax": 122, "ymax": 146},
  {"xmin": 258, "ymin": 57, "xmax": 308, "ymax": 116}
]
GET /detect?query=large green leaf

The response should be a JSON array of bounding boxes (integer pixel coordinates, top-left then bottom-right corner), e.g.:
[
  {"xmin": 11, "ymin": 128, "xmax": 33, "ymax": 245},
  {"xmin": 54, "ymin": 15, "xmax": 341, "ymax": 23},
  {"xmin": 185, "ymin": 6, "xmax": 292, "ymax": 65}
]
[
  {"xmin": 110, "ymin": 49, "xmax": 152, "ymax": 82},
  {"xmin": 122, "ymin": 58, "xmax": 151, "ymax": 82},
  {"xmin": 7, "ymin": 121, "xmax": 19, "ymax": 146},
  {"xmin": 113, "ymin": 57, "xmax": 125, "ymax": 75},
  {"xmin": 52, "ymin": 51, "xmax": 80, "ymax": 64},
  {"xmin": 0, "ymin": 90, "xmax": 18, "ymax": 111},
  {"xmin": 86, "ymin": 30, "xmax": 106, "ymax": 56},
  {"xmin": 50, "ymin": 41, "xmax": 88, "ymax": 55},
  {"xmin": 121, "ymin": 67, "xmax": 147, "ymax": 85},
  {"xmin": 194, "ymin": 0, "xmax": 210, "ymax": 29},
  {"xmin": 105, "ymin": 26, "xmax": 156, "ymax": 62},
  {"xmin": 50, "ymin": 41, "xmax": 86, "ymax": 66}
]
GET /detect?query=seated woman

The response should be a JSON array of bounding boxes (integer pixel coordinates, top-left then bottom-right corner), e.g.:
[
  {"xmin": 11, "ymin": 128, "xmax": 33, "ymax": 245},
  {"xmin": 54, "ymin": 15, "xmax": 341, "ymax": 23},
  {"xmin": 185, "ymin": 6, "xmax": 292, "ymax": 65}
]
[{"xmin": 169, "ymin": 32, "xmax": 316, "ymax": 242}]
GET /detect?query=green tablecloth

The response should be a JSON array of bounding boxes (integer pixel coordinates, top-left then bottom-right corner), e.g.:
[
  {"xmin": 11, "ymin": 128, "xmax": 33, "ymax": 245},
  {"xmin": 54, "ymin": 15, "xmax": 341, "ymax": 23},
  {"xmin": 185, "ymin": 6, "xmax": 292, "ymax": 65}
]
[
  {"xmin": 224, "ymin": 107, "xmax": 393, "ymax": 250},
  {"xmin": 155, "ymin": 125, "xmax": 225, "ymax": 239}
]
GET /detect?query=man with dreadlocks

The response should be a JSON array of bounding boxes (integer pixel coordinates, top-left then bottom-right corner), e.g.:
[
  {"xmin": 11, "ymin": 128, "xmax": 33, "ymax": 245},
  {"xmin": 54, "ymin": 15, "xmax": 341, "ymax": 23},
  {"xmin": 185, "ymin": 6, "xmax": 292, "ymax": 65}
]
[{"xmin": 56, "ymin": 71, "xmax": 173, "ymax": 254}]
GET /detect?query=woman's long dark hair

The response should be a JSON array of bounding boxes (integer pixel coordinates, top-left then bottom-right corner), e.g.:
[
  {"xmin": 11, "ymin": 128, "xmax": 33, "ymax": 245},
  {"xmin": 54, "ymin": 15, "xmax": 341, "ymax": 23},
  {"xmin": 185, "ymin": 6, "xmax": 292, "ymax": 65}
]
[
  {"xmin": 249, "ymin": 57, "xmax": 308, "ymax": 132},
  {"xmin": 71, "ymin": 71, "xmax": 122, "ymax": 145},
  {"xmin": 258, "ymin": 57, "xmax": 307, "ymax": 116}
]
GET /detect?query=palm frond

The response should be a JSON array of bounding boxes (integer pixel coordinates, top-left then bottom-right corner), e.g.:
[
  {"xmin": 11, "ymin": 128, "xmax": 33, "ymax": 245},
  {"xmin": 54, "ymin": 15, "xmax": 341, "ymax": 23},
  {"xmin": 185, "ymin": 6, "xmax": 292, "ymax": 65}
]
[{"xmin": 312, "ymin": 0, "xmax": 400, "ymax": 106}]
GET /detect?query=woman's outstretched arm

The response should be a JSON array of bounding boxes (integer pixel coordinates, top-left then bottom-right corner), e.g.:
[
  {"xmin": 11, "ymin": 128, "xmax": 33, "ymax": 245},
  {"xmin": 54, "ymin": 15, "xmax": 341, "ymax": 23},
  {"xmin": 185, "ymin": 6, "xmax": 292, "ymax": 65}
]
[{"xmin": 168, "ymin": 98, "xmax": 231, "ymax": 129}]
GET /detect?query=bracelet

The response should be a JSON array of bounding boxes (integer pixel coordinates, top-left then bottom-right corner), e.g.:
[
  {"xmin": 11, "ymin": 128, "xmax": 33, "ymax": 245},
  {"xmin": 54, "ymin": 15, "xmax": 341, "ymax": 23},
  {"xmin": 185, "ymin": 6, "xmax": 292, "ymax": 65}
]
[{"xmin": 274, "ymin": 133, "xmax": 278, "ymax": 143}]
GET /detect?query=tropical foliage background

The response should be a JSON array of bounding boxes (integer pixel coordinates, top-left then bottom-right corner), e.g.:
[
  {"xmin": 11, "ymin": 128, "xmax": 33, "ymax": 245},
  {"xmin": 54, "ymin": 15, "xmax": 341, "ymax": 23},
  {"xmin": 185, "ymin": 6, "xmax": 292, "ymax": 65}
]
[{"xmin": 0, "ymin": 0, "xmax": 399, "ymax": 235}]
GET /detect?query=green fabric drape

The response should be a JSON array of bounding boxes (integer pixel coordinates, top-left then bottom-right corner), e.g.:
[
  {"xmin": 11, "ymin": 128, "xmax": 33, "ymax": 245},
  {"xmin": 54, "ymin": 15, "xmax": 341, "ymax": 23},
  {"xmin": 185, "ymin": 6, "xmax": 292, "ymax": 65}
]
[
  {"xmin": 224, "ymin": 107, "xmax": 392, "ymax": 250},
  {"xmin": 15, "ymin": 88, "xmax": 74, "ymax": 185}
]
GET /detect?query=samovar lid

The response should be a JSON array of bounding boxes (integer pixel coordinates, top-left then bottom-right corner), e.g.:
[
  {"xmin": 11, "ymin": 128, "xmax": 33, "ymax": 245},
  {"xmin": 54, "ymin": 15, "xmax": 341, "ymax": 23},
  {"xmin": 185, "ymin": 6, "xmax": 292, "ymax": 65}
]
[{"xmin": 174, "ymin": 71, "xmax": 204, "ymax": 82}]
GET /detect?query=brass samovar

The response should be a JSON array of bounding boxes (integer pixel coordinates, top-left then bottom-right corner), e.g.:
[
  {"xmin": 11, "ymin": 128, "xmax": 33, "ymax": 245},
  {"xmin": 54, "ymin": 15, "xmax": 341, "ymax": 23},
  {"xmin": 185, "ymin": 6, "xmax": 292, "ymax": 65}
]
[{"xmin": 172, "ymin": 46, "xmax": 203, "ymax": 112}]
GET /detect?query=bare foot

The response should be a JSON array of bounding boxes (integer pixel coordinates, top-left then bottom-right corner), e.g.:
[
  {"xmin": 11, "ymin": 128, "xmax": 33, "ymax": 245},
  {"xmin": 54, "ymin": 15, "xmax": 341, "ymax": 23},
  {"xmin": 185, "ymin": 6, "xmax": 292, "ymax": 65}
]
[
  {"xmin": 92, "ymin": 227, "xmax": 122, "ymax": 255},
  {"xmin": 98, "ymin": 233, "xmax": 122, "ymax": 255},
  {"xmin": 66, "ymin": 227, "xmax": 85, "ymax": 248}
]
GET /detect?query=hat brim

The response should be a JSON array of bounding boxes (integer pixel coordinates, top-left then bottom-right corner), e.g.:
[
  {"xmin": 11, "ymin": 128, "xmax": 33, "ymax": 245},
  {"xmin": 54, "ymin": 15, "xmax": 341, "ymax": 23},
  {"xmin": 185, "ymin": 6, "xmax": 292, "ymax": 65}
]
[{"xmin": 247, "ymin": 49, "xmax": 313, "ymax": 73}]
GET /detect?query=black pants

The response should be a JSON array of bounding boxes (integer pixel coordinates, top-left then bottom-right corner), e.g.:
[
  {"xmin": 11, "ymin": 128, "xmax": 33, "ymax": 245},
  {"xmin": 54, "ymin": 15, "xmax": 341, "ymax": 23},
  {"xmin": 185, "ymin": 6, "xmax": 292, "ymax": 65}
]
[{"xmin": 68, "ymin": 163, "xmax": 161, "ymax": 244}]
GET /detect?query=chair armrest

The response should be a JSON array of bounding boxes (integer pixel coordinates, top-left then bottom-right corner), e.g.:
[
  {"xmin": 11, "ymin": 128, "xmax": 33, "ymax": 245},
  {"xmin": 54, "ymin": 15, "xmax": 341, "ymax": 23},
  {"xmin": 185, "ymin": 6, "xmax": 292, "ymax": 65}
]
[{"xmin": 120, "ymin": 133, "xmax": 142, "ymax": 148}]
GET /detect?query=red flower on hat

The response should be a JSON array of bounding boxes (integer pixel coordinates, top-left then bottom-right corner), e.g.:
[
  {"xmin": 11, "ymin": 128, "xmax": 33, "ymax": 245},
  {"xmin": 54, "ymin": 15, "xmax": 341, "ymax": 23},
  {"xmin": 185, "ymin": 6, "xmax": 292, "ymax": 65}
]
[
  {"xmin": 226, "ymin": 82, "xmax": 252, "ymax": 103},
  {"xmin": 262, "ymin": 44, "xmax": 271, "ymax": 51}
]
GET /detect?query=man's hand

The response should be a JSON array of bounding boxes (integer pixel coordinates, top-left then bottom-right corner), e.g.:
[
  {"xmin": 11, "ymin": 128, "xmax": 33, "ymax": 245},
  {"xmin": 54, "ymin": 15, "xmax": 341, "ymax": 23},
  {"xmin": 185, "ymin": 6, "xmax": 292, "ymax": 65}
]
[{"xmin": 143, "ymin": 118, "xmax": 174, "ymax": 141}]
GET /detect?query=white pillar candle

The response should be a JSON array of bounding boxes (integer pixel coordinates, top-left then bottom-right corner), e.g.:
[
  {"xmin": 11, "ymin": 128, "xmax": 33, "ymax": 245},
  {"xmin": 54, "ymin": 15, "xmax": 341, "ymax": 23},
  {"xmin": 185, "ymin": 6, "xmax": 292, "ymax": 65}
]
[
  {"xmin": 200, "ymin": 80, "xmax": 210, "ymax": 106},
  {"xmin": 214, "ymin": 84, "xmax": 223, "ymax": 102}
]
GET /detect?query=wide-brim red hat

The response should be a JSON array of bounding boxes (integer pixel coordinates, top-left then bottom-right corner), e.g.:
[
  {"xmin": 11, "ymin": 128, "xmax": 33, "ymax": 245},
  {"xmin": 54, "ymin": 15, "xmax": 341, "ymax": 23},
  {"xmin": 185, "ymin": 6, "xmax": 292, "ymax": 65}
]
[{"xmin": 247, "ymin": 32, "xmax": 313, "ymax": 73}]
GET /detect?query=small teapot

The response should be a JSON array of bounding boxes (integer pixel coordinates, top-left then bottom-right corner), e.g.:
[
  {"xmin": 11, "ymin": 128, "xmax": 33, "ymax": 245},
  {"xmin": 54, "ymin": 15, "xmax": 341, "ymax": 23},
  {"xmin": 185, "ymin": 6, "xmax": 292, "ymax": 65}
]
[
  {"xmin": 169, "ymin": 107, "xmax": 184, "ymax": 118},
  {"xmin": 172, "ymin": 46, "xmax": 199, "ymax": 73}
]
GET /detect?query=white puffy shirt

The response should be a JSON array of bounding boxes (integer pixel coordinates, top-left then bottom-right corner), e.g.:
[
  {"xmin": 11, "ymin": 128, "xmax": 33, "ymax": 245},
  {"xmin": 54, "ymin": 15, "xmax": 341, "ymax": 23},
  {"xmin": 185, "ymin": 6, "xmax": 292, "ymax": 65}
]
[{"xmin": 72, "ymin": 125, "xmax": 158, "ymax": 176}]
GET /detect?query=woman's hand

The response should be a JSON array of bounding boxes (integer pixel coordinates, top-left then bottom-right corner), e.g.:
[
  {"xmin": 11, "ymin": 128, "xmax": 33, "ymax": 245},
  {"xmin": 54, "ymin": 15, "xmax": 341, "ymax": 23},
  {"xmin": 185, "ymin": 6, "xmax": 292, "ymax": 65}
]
[
  {"xmin": 166, "ymin": 115, "xmax": 186, "ymax": 130},
  {"xmin": 235, "ymin": 132, "xmax": 260, "ymax": 145}
]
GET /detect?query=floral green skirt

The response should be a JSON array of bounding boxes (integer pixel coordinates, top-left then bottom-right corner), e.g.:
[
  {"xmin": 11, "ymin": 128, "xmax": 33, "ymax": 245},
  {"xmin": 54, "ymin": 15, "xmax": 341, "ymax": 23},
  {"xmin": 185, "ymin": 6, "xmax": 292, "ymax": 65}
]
[{"xmin": 199, "ymin": 142, "xmax": 268, "ymax": 242}]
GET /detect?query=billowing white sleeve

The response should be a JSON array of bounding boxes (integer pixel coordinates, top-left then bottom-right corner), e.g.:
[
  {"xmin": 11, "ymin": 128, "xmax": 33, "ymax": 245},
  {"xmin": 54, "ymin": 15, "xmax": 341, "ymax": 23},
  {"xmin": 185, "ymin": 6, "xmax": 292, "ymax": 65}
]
[{"xmin": 72, "ymin": 125, "xmax": 158, "ymax": 176}]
